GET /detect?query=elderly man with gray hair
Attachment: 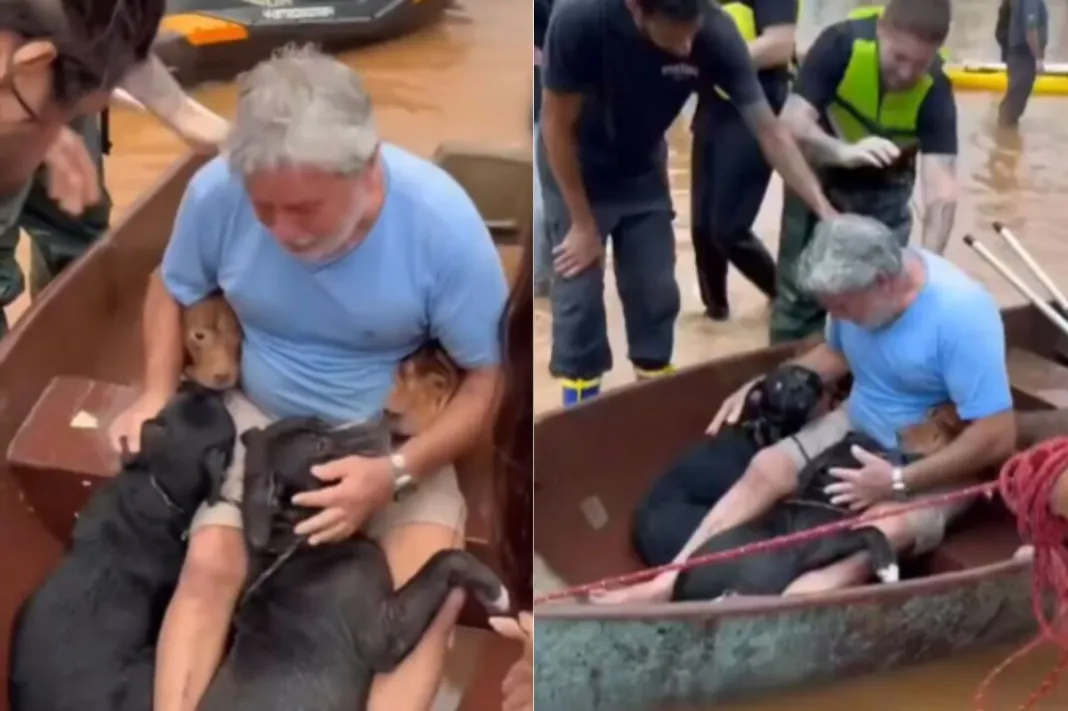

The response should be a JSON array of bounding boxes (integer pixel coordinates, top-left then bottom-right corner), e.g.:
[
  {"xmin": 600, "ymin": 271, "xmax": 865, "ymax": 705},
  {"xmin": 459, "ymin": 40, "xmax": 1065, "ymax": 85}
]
[
  {"xmin": 599, "ymin": 214, "xmax": 1016, "ymax": 604},
  {"xmin": 107, "ymin": 44, "xmax": 508, "ymax": 711}
]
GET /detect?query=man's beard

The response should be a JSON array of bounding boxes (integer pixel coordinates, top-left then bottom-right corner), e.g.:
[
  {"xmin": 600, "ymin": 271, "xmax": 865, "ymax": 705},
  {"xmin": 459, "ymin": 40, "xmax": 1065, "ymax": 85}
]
[{"xmin": 291, "ymin": 191, "xmax": 368, "ymax": 265}]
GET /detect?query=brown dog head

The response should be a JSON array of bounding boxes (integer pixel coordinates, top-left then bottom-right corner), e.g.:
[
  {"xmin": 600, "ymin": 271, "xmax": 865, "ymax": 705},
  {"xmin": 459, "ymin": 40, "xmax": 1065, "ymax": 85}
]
[
  {"xmin": 182, "ymin": 294, "xmax": 242, "ymax": 391},
  {"xmin": 899, "ymin": 403, "xmax": 966, "ymax": 457},
  {"xmin": 384, "ymin": 341, "xmax": 462, "ymax": 438}
]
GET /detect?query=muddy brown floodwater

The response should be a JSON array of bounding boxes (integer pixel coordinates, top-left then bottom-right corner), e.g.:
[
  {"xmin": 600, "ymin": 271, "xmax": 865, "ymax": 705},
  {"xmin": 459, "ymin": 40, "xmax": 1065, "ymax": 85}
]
[{"xmin": 533, "ymin": 0, "xmax": 1068, "ymax": 709}]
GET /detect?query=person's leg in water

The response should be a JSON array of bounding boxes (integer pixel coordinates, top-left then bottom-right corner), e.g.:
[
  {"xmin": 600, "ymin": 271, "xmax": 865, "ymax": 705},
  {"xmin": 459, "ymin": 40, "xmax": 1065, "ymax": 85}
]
[
  {"xmin": 998, "ymin": 48, "xmax": 1038, "ymax": 129},
  {"xmin": 22, "ymin": 112, "xmax": 111, "ymax": 298},
  {"xmin": 704, "ymin": 105, "xmax": 778, "ymax": 320},
  {"xmin": 689, "ymin": 102, "xmax": 731, "ymax": 320},
  {"xmin": 0, "ymin": 181, "xmax": 33, "ymax": 336},
  {"xmin": 612, "ymin": 207, "xmax": 680, "ymax": 381},
  {"xmin": 769, "ymin": 189, "xmax": 826, "ymax": 345}
]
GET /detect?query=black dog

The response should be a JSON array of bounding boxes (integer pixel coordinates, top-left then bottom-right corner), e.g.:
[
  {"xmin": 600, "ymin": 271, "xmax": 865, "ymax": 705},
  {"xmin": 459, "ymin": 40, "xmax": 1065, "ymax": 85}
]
[
  {"xmin": 633, "ymin": 364, "xmax": 826, "ymax": 567},
  {"xmin": 198, "ymin": 417, "xmax": 511, "ymax": 711},
  {"xmin": 10, "ymin": 383, "xmax": 236, "ymax": 711},
  {"xmin": 673, "ymin": 431, "xmax": 899, "ymax": 600}
]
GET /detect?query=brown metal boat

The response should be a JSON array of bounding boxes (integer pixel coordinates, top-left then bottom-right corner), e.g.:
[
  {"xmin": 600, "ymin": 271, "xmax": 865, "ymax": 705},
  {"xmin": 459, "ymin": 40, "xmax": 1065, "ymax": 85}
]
[
  {"xmin": 533, "ymin": 299, "xmax": 1068, "ymax": 711},
  {"xmin": 0, "ymin": 144, "xmax": 530, "ymax": 711}
]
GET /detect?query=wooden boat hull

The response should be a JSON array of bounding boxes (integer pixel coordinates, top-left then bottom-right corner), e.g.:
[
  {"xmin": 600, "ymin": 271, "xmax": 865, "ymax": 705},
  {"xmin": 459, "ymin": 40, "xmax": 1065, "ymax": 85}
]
[
  {"xmin": 534, "ymin": 303, "xmax": 1064, "ymax": 710},
  {"xmin": 0, "ymin": 145, "xmax": 529, "ymax": 711}
]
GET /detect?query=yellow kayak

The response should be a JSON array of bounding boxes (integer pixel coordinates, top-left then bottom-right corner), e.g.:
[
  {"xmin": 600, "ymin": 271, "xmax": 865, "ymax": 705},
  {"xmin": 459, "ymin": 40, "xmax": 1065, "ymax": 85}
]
[{"xmin": 946, "ymin": 61, "xmax": 1068, "ymax": 95}]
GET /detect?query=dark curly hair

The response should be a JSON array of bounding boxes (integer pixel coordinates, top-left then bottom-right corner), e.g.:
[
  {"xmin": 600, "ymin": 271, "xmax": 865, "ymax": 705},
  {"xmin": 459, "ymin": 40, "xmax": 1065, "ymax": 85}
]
[{"xmin": 0, "ymin": 0, "xmax": 164, "ymax": 106}]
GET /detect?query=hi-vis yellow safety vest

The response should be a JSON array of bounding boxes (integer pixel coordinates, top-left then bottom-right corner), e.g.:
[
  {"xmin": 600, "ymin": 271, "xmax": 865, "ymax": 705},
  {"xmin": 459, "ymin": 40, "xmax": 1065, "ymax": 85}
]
[
  {"xmin": 714, "ymin": 0, "xmax": 800, "ymax": 99},
  {"xmin": 826, "ymin": 13, "xmax": 935, "ymax": 147}
]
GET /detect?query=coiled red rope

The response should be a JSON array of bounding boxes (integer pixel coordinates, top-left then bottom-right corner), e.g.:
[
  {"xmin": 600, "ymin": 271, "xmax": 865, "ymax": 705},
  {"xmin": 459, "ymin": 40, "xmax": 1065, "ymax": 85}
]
[{"xmin": 975, "ymin": 437, "xmax": 1068, "ymax": 711}]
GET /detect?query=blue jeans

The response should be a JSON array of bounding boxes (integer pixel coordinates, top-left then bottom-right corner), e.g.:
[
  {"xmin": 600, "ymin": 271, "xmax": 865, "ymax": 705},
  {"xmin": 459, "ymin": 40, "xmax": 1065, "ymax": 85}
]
[{"xmin": 532, "ymin": 123, "xmax": 551, "ymax": 293}]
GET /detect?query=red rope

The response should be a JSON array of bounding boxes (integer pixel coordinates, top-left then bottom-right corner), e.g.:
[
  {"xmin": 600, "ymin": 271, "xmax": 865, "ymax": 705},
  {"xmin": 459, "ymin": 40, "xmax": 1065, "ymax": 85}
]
[
  {"xmin": 975, "ymin": 437, "xmax": 1068, "ymax": 711},
  {"xmin": 533, "ymin": 481, "xmax": 997, "ymax": 605}
]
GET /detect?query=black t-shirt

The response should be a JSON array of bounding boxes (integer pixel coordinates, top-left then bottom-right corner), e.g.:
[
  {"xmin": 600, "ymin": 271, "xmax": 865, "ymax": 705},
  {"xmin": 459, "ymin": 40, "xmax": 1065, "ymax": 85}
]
[
  {"xmin": 542, "ymin": 0, "xmax": 765, "ymax": 186},
  {"xmin": 792, "ymin": 19, "xmax": 958, "ymax": 155}
]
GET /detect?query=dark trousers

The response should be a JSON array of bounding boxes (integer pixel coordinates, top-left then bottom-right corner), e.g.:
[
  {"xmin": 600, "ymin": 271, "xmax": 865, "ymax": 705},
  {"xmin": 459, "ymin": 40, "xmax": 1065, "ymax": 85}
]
[
  {"xmin": 536, "ymin": 137, "xmax": 680, "ymax": 380},
  {"xmin": 631, "ymin": 429, "xmax": 758, "ymax": 566},
  {"xmin": 689, "ymin": 98, "xmax": 778, "ymax": 313},
  {"xmin": 769, "ymin": 178, "xmax": 913, "ymax": 345},
  {"xmin": 0, "ymin": 113, "xmax": 111, "ymax": 335},
  {"xmin": 999, "ymin": 48, "xmax": 1038, "ymax": 127}
]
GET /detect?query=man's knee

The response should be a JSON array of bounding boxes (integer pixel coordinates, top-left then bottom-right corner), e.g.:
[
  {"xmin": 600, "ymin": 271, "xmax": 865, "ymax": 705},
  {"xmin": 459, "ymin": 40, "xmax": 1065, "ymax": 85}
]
[
  {"xmin": 745, "ymin": 446, "xmax": 801, "ymax": 500},
  {"xmin": 177, "ymin": 526, "xmax": 248, "ymax": 600}
]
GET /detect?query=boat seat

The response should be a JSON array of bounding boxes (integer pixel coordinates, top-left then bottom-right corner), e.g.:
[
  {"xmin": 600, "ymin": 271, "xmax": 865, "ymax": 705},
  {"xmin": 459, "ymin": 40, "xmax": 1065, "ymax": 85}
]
[
  {"xmin": 1005, "ymin": 347, "xmax": 1068, "ymax": 409},
  {"xmin": 7, "ymin": 376, "xmax": 136, "ymax": 542}
]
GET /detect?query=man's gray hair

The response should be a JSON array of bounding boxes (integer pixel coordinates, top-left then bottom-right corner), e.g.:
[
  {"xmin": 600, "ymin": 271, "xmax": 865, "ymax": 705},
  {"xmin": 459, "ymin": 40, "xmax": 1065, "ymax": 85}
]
[
  {"xmin": 225, "ymin": 44, "xmax": 380, "ymax": 177},
  {"xmin": 795, "ymin": 214, "xmax": 905, "ymax": 296}
]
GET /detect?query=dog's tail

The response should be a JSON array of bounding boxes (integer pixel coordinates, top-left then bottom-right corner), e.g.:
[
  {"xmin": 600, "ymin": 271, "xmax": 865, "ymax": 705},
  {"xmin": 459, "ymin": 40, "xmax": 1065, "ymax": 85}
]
[{"xmin": 854, "ymin": 525, "xmax": 900, "ymax": 584}]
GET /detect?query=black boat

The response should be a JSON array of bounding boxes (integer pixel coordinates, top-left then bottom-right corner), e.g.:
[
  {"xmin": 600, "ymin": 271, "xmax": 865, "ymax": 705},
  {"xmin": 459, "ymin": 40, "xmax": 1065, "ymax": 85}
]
[{"xmin": 154, "ymin": 0, "xmax": 449, "ymax": 85}]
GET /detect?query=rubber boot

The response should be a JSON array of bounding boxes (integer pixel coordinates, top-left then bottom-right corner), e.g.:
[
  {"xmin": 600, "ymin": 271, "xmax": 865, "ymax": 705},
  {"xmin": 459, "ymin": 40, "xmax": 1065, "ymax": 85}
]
[{"xmin": 561, "ymin": 377, "xmax": 602, "ymax": 407}]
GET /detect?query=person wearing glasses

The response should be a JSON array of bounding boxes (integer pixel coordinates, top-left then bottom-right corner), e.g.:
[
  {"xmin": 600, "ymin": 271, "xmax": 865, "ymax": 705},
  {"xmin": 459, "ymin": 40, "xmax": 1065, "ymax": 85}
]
[{"xmin": 0, "ymin": 0, "xmax": 228, "ymax": 333}]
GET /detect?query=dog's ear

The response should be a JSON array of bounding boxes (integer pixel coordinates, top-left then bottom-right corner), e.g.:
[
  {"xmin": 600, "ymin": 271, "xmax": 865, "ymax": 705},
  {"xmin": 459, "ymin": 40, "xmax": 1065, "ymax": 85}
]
[
  {"xmin": 243, "ymin": 465, "xmax": 277, "ymax": 552},
  {"xmin": 202, "ymin": 448, "xmax": 231, "ymax": 502}
]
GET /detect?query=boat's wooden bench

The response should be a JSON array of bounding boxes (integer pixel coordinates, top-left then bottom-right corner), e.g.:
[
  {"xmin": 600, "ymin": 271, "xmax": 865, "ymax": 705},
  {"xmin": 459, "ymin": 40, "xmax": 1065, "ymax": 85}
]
[
  {"xmin": 7, "ymin": 376, "xmax": 135, "ymax": 543},
  {"xmin": 1006, "ymin": 347, "xmax": 1068, "ymax": 409}
]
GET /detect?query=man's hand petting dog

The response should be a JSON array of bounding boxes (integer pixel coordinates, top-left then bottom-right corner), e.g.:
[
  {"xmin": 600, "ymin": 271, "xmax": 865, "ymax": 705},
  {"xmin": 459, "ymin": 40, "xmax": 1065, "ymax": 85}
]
[
  {"xmin": 108, "ymin": 390, "xmax": 172, "ymax": 454},
  {"xmin": 706, "ymin": 377, "xmax": 762, "ymax": 434},
  {"xmin": 291, "ymin": 454, "xmax": 394, "ymax": 545},
  {"xmin": 824, "ymin": 445, "xmax": 896, "ymax": 511}
]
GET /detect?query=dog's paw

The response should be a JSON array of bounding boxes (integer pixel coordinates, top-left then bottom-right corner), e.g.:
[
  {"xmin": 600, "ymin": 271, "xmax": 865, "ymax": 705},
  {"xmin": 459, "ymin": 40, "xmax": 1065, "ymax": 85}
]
[
  {"xmin": 1013, "ymin": 544, "xmax": 1035, "ymax": 562},
  {"xmin": 876, "ymin": 563, "xmax": 900, "ymax": 584}
]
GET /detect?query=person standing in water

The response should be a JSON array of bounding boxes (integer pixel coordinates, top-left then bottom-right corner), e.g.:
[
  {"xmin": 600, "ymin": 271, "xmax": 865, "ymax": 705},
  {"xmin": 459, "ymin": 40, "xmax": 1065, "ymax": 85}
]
[
  {"xmin": 768, "ymin": 0, "xmax": 959, "ymax": 344},
  {"xmin": 689, "ymin": 0, "xmax": 797, "ymax": 322},
  {"xmin": 998, "ymin": 0, "xmax": 1047, "ymax": 128},
  {"xmin": 539, "ymin": 0, "xmax": 835, "ymax": 407}
]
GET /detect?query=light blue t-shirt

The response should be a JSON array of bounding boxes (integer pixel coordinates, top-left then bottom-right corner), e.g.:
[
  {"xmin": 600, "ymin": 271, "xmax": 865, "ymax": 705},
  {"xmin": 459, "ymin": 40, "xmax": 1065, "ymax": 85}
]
[
  {"xmin": 161, "ymin": 145, "xmax": 508, "ymax": 424},
  {"xmin": 827, "ymin": 250, "xmax": 1013, "ymax": 451}
]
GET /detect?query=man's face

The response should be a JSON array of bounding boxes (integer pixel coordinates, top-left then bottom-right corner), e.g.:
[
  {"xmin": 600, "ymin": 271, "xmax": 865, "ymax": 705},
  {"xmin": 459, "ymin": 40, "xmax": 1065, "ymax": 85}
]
[
  {"xmin": 246, "ymin": 163, "xmax": 376, "ymax": 262},
  {"xmin": 627, "ymin": 2, "xmax": 700, "ymax": 57},
  {"xmin": 0, "ymin": 37, "xmax": 110, "ymax": 194},
  {"xmin": 877, "ymin": 24, "xmax": 940, "ymax": 92},
  {"xmin": 818, "ymin": 281, "xmax": 899, "ymax": 330}
]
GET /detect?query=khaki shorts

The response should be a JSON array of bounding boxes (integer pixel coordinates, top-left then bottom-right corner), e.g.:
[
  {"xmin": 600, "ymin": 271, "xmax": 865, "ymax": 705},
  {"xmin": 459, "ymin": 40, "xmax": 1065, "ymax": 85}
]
[
  {"xmin": 772, "ymin": 407, "xmax": 977, "ymax": 556},
  {"xmin": 189, "ymin": 391, "xmax": 467, "ymax": 539}
]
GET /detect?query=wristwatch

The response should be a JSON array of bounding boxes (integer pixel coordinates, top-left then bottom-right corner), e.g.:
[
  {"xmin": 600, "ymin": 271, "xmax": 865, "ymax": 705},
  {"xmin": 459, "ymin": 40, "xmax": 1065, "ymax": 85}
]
[
  {"xmin": 388, "ymin": 452, "xmax": 417, "ymax": 501},
  {"xmin": 890, "ymin": 467, "xmax": 909, "ymax": 501}
]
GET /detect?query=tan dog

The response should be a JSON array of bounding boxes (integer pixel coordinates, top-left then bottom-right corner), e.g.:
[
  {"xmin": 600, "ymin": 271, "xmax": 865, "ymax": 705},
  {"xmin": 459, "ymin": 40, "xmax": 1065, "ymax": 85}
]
[
  {"xmin": 898, "ymin": 403, "xmax": 966, "ymax": 457},
  {"xmin": 384, "ymin": 341, "xmax": 463, "ymax": 438},
  {"xmin": 182, "ymin": 294, "xmax": 243, "ymax": 390}
]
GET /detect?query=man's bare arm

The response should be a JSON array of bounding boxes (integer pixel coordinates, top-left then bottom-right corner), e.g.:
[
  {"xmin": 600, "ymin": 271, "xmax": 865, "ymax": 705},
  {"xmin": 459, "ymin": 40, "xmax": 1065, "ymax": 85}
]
[
  {"xmin": 540, "ymin": 90, "xmax": 596, "ymax": 230},
  {"xmin": 397, "ymin": 367, "xmax": 501, "ymax": 481},
  {"xmin": 779, "ymin": 94, "xmax": 853, "ymax": 168},
  {"xmin": 141, "ymin": 269, "xmax": 186, "ymax": 397},
  {"xmin": 790, "ymin": 341, "xmax": 851, "ymax": 384},
  {"xmin": 740, "ymin": 96, "xmax": 837, "ymax": 219},
  {"xmin": 918, "ymin": 153, "xmax": 958, "ymax": 255},
  {"xmin": 901, "ymin": 410, "xmax": 1016, "ymax": 490},
  {"xmin": 749, "ymin": 24, "xmax": 796, "ymax": 69},
  {"xmin": 119, "ymin": 54, "xmax": 229, "ymax": 148}
]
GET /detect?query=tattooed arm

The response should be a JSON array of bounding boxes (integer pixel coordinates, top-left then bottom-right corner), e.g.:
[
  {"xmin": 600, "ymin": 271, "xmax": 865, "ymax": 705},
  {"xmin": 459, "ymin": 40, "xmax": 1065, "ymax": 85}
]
[
  {"xmin": 118, "ymin": 54, "xmax": 229, "ymax": 151},
  {"xmin": 918, "ymin": 153, "xmax": 958, "ymax": 254},
  {"xmin": 779, "ymin": 94, "xmax": 852, "ymax": 167},
  {"xmin": 741, "ymin": 97, "xmax": 837, "ymax": 220}
]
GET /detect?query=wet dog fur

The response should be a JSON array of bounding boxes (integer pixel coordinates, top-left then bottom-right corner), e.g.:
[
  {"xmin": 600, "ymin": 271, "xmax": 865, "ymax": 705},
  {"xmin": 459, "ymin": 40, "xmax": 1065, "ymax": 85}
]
[
  {"xmin": 9, "ymin": 383, "xmax": 235, "ymax": 711},
  {"xmin": 198, "ymin": 416, "xmax": 510, "ymax": 711},
  {"xmin": 673, "ymin": 404, "xmax": 967, "ymax": 600},
  {"xmin": 182, "ymin": 292, "xmax": 242, "ymax": 391}
]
